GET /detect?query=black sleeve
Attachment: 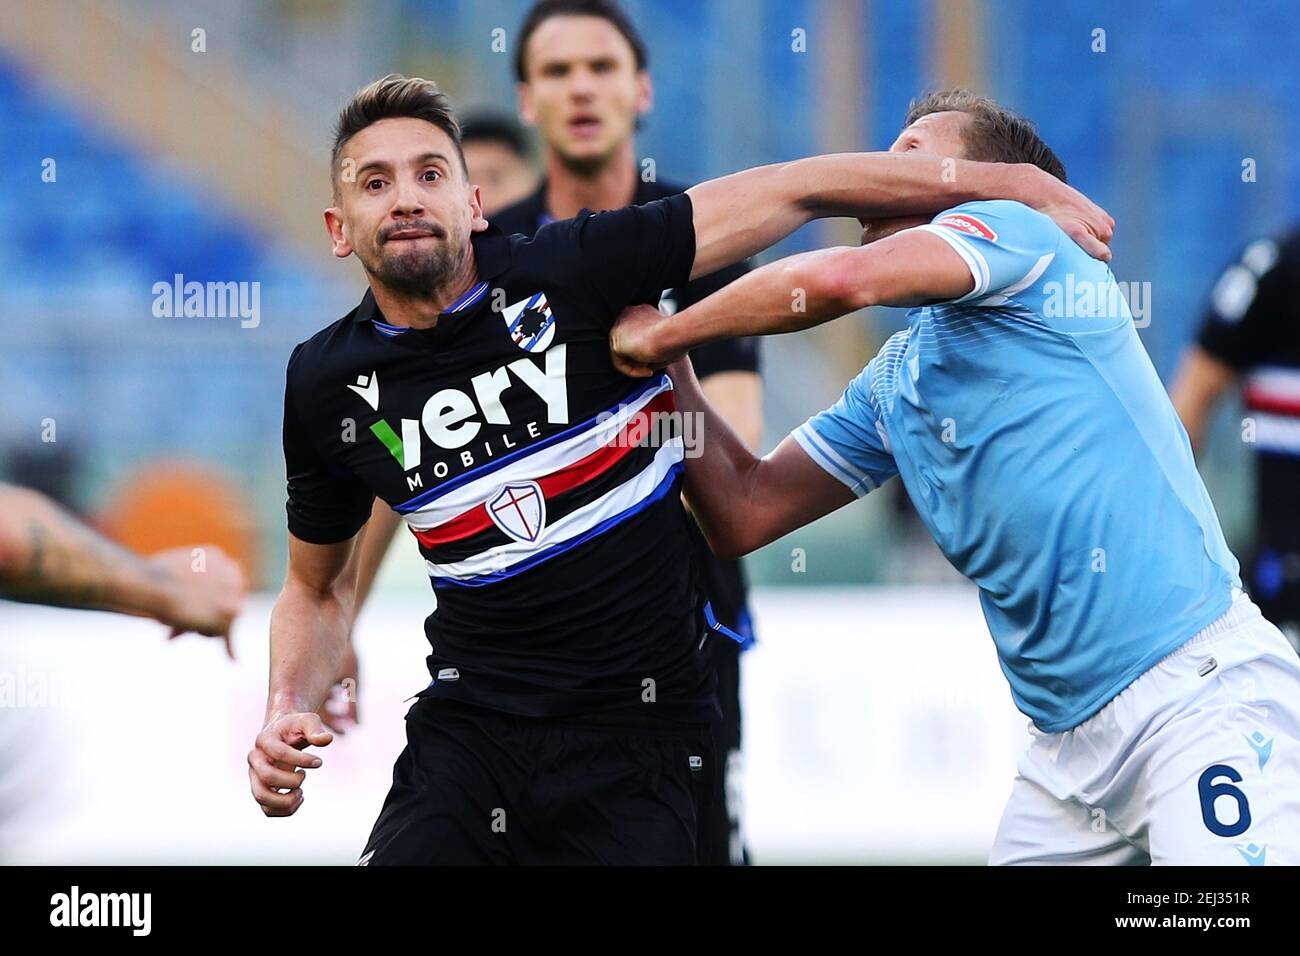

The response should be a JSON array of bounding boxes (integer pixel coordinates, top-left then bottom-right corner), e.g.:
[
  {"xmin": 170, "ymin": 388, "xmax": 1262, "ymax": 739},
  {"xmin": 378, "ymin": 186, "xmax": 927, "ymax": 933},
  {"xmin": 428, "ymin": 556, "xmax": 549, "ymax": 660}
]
[
  {"xmin": 1196, "ymin": 236, "xmax": 1295, "ymax": 371},
  {"xmin": 668, "ymin": 258, "xmax": 762, "ymax": 379},
  {"xmin": 282, "ymin": 344, "xmax": 374, "ymax": 545},
  {"xmin": 690, "ymin": 336, "xmax": 761, "ymax": 380},
  {"xmin": 566, "ymin": 193, "xmax": 697, "ymax": 321}
]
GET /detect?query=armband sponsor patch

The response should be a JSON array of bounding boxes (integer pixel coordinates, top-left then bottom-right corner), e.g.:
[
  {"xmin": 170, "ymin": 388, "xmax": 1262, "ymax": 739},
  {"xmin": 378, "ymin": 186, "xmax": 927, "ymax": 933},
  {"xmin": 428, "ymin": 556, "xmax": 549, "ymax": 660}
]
[{"xmin": 936, "ymin": 213, "xmax": 997, "ymax": 242}]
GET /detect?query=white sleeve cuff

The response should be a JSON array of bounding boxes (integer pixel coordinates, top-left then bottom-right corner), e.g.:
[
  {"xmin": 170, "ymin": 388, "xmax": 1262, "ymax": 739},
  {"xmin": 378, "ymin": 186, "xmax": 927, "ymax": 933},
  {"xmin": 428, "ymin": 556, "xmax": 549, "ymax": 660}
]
[
  {"xmin": 915, "ymin": 224, "xmax": 991, "ymax": 302},
  {"xmin": 792, "ymin": 423, "xmax": 877, "ymax": 498}
]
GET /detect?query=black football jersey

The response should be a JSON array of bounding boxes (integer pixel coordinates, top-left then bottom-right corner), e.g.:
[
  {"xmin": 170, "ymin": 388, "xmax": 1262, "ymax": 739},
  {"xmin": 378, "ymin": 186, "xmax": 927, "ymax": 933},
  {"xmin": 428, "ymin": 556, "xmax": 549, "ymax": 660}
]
[
  {"xmin": 494, "ymin": 176, "xmax": 760, "ymax": 648},
  {"xmin": 283, "ymin": 194, "xmax": 718, "ymax": 727},
  {"xmin": 492, "ymin": 175, "xmax": 761, "ymax": 380},
  {"xmin": 1197, "ymin": 231, "xmax": 1300, "ymax": 619}
]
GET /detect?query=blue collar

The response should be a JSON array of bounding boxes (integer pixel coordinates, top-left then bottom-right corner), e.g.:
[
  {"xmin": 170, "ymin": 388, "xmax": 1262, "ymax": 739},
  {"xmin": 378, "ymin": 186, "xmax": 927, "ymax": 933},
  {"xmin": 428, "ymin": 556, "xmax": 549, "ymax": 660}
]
[
  {"xmin": 367, "ymin": 280, "xmax": 490, "ymax": 337},
  {"xmin": 446, "ymin": 279, "xmax": 489, "ymax": 312}
]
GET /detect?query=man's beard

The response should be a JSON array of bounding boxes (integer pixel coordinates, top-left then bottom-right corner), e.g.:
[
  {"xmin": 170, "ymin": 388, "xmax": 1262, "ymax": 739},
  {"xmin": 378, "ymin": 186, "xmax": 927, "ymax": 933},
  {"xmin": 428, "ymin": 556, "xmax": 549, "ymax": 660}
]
[{"xmin": 363, "ymin": 221, "xmax": 463, "ymax": 299}]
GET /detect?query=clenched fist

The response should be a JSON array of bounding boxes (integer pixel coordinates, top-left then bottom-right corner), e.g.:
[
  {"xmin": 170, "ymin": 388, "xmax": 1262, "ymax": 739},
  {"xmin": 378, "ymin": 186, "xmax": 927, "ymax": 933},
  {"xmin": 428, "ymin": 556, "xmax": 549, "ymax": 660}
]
[{"xmin": 610, "ymin": 303, "xmax": 681, "ymax": 378}]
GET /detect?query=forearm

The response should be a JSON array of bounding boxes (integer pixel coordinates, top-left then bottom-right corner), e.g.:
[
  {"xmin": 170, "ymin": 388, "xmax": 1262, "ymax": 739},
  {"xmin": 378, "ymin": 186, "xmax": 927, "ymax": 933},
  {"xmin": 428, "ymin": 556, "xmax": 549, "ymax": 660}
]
[
  {"xmin": 0, "ymin": 486, "xmax": 178, "ymax": 619},
  {"xmin": 1170, "ymin": 384, "xmax": 1210, "ymax": 453},
  {"xmin": 792, "ymin": 152, "xmax": 1031, "ymax": 219},
  {"xmin": 672, "ymin": 360, "xmax": 764, "ymax": 556},
  {"xmin": 673, "ymin": 362, "xmax": 859, "ymax": 557},
  {"xmin": 700, "ymin": 371, "xmax": 763, "ymax": 452},
  {"xmin": 1170, "ymin": 347, "xmax": 1237, "ymax": 454},
  {"xmin": 352, "ymin": 499, "xmax": 402, "ymax": 620},
  {"xmin": 266, "ymin": 578, "xmax": 355, "ymax": 721},
  {"xmin": 657, "ymin": 247, "xmax": 863, "ymax": 358},
  {"xmin": 689, "ymin": 153, "xmax": 1036, "ymax": 276}
]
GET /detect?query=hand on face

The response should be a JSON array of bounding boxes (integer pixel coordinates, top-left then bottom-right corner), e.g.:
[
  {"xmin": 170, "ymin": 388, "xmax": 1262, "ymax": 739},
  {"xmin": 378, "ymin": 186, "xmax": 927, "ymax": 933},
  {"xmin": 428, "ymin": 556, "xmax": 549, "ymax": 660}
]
[
  {"xmin": 890, "ymin": 110, "xmax": 1114, "ymax": 262},
  {"xmin": 1029, "ymin": 173, "xmax": 1114, "ymax": 261}
]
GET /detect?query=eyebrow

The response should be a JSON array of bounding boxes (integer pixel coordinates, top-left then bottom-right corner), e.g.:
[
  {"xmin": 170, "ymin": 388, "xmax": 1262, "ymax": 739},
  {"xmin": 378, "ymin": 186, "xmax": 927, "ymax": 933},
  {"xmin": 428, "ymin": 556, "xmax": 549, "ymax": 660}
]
[
  {"xmin": 352, "ymin": 151, "xmax": 454, "ymax": 182},
  {"xmin": 538, "ymin": 53, "xmax": 620, "ymax": 70},
  {"xmin": 410, "ymin": 151, "xmax": 454, "ymax": 168}
]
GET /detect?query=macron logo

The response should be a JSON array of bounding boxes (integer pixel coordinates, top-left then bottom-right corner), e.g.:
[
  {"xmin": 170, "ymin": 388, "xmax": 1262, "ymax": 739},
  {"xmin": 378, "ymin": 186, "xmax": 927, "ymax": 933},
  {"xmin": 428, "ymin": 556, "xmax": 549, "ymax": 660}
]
[
  {"xmin": 50, "ymin": 885, "xmax": 151, "ymax": 936},
  {"xmin": 348, "ymin": 372, "xmax": 381, "ymax": 411}
]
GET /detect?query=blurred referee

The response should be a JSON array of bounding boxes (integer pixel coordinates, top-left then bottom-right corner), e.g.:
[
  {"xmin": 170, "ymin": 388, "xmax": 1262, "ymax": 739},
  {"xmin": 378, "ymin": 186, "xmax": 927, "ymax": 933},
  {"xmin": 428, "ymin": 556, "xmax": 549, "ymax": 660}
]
[
  {"xmin": 347, "ymin": 0, "xmax": 762, "ymax": 865},
  {"xmin": 500, "ymin": 0, "xmax": 761, "ymax": 865},
  {"xmin": 1172, "ymin": 230, "xmax": 1300, "ymax": 650}
]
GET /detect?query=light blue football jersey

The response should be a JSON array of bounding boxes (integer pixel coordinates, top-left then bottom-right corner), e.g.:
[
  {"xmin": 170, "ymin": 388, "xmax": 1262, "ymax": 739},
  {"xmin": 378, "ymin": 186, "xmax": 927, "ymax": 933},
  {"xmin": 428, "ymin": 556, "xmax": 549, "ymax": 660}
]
[{"xmin": 793, "ymin": 200, "xmax": 1240, "ymax": 732}]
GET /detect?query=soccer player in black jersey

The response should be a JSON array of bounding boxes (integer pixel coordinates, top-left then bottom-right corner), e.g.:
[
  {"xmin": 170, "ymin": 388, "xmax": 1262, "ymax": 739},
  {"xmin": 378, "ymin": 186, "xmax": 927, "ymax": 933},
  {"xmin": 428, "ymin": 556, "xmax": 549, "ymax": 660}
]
[
  {"xmin": 500, "ymin": 0, "xmax": 763, "ymax": 864},
  {"xmin": 349, "ymin": 0, "xmax": 765, "ymax": 864},
  {"xmin": 245, "ymin": 73, "xmax": 1111, "ymax": 864},
  {"xmin": 1172, "ymin": 230, "xmax": 1300, "ymax": 651}
]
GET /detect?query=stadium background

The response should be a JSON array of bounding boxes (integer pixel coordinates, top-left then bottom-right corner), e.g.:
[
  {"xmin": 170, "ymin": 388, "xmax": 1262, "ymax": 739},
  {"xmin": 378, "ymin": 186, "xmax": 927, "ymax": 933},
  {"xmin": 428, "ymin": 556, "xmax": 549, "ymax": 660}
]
[{"xmin": 0, "ymin": 0, "xmax": 1289, "ymax": 862}]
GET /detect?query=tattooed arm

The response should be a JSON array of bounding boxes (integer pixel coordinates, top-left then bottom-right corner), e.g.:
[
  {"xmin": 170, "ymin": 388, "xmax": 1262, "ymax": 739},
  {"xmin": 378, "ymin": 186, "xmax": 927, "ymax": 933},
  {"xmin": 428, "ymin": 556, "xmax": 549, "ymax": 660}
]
[{"xmin": 0, "ymin": 484, "xmax": 245, "ymax": 652}]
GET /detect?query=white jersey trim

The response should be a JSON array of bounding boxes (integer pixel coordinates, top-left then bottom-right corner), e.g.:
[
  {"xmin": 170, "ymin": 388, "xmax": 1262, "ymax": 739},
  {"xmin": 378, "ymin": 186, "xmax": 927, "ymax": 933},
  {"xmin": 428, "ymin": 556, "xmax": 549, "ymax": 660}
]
[
  {"xmin": 425, "ymin": 437, "xmax": 684, "ymax": 581},
  {"xmin": 793, "ymin": 422, "xmax": 877, "ymax": 498},
  {"xmin": 916, "ymin": 224, "xmax": 990, "ymax": 301},
  {"xmin": 403, "ymin": 374, "xmax": 673, "ymax": 531}
]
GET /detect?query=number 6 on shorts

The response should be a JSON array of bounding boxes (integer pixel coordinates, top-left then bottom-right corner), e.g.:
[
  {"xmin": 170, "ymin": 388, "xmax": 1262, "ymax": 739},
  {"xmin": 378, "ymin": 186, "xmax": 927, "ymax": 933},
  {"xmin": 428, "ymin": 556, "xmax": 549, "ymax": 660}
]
[{"xmin": 1197, "ymin": 764, "xmax": 1251, "ymax": 837}]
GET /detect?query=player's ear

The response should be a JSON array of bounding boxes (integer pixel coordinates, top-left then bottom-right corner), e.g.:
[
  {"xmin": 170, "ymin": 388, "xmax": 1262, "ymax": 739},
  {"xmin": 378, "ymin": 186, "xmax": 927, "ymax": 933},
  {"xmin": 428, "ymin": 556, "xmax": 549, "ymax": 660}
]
[
  {"xmin": 468, "ymin": 185, "xmax": 489, "ymax": 233},
  {"xmin": 635, "ymin": 69, "xmax": 653, "ymax": 117},
  {"xmin": 516, "ymin": 82, "xmax": 537, "ymax": 127},
  {"xmin": 324, "ymin": 207, "xmax": 352, "ymax": 259}
]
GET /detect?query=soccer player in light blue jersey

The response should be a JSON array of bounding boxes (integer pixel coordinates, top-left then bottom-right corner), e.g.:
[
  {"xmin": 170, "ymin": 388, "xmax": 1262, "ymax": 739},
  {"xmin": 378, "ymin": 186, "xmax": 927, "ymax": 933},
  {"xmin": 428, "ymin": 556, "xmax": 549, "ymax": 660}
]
[{"xmin": 610, "ymin": 90, "xmax": 1300, "ymax": 865}]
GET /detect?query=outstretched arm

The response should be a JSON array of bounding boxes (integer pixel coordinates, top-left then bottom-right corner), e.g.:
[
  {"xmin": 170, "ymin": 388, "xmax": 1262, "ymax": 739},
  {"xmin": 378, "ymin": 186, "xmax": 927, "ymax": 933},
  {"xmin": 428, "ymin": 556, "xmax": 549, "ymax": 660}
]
[
  {"xmin": 614, "ymin": 228, "xmax": 969, "ymax": 374},
  {"xmin": 0, "ymin": 483, "xmax": 245, "ymax": 650},
  {"xmin": 686, "ymin": 154, "xmax": 1112, "ymax": 279}
]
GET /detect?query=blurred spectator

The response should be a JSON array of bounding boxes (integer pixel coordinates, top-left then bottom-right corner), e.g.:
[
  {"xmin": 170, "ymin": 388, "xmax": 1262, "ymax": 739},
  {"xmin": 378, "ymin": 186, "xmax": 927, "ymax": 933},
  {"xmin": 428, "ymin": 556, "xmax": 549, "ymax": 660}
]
[{"xmin": 460, "ymin": 111, "xmax": 538, "ymax": 217}]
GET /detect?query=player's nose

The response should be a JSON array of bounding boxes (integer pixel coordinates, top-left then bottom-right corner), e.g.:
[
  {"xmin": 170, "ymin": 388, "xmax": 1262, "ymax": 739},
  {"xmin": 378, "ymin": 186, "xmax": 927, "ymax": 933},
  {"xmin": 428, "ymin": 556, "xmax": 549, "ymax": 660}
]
[
  {"xmin": 568, "ymin": 70, "xmax": 599, "ymax": 99},
  {"xmin": 390, "ymin": 179, "xmax": 425, "ymax": 215}
]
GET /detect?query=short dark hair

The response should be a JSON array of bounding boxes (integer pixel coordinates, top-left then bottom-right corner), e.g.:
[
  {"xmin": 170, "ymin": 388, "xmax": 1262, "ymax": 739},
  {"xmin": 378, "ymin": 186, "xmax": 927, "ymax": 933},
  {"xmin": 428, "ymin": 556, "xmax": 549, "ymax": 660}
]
[
  {"xmin": 331, "ymin": 74, "xmax": 465, "ymax": 193},
  {"xmin": 514, "ymin": 0, "xmax": 648, "ymax": 83},
  {"xmin": 460, "ymin": 110, "xmax": 532, "ymax": 159},
  {"xmin": 904, "ymin": 89, "xmax": 1067, "ymax": 182}
]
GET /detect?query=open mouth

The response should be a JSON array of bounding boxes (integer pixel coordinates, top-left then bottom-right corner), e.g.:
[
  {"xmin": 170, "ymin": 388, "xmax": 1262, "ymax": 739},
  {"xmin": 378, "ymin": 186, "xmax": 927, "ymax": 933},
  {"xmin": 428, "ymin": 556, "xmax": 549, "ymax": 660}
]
[{"xmin": 568, "ymin": 113, "xmax": 602, "ymax": 138}]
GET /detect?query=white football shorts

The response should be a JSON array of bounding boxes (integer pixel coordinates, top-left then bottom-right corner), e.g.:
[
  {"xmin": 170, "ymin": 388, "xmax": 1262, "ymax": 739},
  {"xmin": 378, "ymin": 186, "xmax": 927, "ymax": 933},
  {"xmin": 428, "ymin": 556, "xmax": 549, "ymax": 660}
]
[{"xmin": 991, "ymin": 589, "xmax": 1300, "ymax": 865}]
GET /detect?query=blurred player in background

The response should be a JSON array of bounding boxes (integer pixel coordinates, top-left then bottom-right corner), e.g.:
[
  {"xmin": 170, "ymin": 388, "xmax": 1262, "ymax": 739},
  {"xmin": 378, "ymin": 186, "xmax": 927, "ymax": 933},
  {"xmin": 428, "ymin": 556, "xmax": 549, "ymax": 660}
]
[
  {"xmin": 613, "ymin": 91, "xmax": 1300, "ymax": 865},
  {"xmin": 499, "ymin": 0, "xmax": 762, "ymax": 864},
  {"xmin": 246, "ymin": 73, "xmax": 1107, "ymax": 863},
  {"xmin": 1171, "ymin": 232, "xmax": 1300, "ymax": 651},
  {"xmin": 0, "ymin": 482, "xmax": 245, "ymax": 650},
  {"xmin": 459, "ymin": 111, "xmax": 538, "ymax": 217}
]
